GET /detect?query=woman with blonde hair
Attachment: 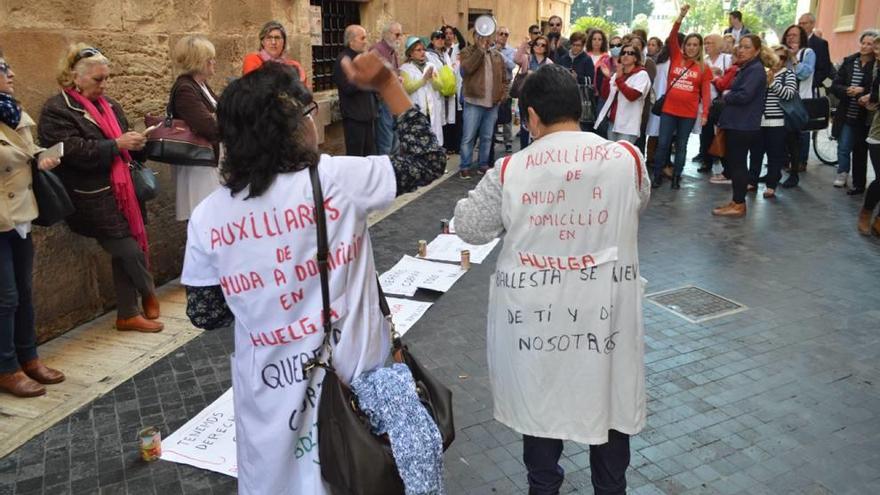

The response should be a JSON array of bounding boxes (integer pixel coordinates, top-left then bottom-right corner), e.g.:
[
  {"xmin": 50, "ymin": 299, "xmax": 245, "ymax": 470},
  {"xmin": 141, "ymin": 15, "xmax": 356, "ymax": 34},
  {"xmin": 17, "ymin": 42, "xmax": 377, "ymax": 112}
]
[
  {"xmin": 748, "ymin": 45, "xmax": 798, "ymax": 198},
  {"xmin": 169, "ymin": 35, "xmax": 222, "ymax": 220},
  {"xmin": 39, "ymin": 44, "xmax": 163, "ymax": 333}
]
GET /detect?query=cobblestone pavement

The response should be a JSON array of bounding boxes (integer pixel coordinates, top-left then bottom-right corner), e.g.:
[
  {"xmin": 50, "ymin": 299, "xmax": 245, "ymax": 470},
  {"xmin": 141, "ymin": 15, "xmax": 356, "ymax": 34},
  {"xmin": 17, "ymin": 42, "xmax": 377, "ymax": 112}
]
[{"xmin": 1, "ymin": 144, "xmax": 879, "ymax": 495}]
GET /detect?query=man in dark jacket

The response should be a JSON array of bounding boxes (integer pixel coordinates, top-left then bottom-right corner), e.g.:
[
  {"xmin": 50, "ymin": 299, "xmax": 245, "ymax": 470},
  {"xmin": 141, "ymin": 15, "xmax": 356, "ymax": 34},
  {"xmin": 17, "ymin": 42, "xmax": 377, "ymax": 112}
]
[
  {"xmin": 830, "ymin": 31, "xmax": 877, "ymax": 194},
  {"xmin": 723, "ymin": 11, "xmax": 750, "ymax": 42},
  {"xmin": 334, "ymin": 25, "xmax": 377, "ymax": 156},
  {"xmin": 799, "ymin": 13, "xmax": 833, "ymax": 89}
]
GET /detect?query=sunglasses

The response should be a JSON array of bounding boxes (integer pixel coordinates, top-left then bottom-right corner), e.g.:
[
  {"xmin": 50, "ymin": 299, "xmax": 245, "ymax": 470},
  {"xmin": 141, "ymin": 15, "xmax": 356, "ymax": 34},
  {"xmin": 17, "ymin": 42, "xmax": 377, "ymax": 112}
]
[
  {"xmin": 530, "ymin": 31, "xmax": 541, "ymax": 35},
  {"xmin": 0, "ymin": 62, "xmax": 10, "ymax": 76},
  {"xmin": 535, "ymin": 43, "xmax": 547, "ymax": 48},
  {"xmin": 73, "ymin": 47, "xmax": 101, "ymax": 66},
  {"xmin": 609, "ymin": 43, "xmax": 622, "ymax": 48},
  {"xmin": 621, "ymin": 50, "xmax": 637, "ymax": 56},
  {"xmin": 302, "ymin": 100, "xmax": 319, "ymax": 117},
  {"xmin": 499, "ymin": 32, "xmax": 510, "ymax": 36}
]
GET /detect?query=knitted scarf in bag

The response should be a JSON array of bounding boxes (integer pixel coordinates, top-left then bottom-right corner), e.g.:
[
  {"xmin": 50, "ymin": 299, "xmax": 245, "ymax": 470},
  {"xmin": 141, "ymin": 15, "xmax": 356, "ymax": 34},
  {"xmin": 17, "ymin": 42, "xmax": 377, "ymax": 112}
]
[{"xmin": 63, "ymin": 88, "xmax": 149, "ymax": 261}]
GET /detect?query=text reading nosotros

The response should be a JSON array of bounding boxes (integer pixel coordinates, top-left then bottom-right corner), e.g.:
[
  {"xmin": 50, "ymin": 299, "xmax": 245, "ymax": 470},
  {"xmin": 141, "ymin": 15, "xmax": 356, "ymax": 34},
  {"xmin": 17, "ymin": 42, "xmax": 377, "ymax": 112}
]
[{"xmin": 518, "ymin": 332, "xmax": 618, "ymax": 354}]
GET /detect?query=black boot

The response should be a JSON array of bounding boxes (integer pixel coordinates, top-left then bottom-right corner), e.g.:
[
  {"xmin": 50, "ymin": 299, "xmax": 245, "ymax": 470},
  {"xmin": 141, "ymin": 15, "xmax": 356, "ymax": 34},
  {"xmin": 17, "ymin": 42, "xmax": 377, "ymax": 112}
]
[
  {"xmin": 652, "ymin": 174, "xmax": 663, "ymax": 188},
  {"xmin": 781, "ymin": 173, "xmax": 799, "ymax": 188},
  {"xmin": 671, "ymin": 175, "xmax": 682, "ymax": 189},
  {"xmin": 758, "ymin": 175, "xmax": 768, "ymax": 183}
]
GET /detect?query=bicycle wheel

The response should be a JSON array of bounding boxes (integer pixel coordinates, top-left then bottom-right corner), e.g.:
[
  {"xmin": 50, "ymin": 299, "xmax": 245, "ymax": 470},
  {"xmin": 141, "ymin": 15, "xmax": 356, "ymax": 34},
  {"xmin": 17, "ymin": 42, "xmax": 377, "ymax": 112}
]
[{"xmin": 813, "ymin": 127, "xmax": 838, "ymax": 165}]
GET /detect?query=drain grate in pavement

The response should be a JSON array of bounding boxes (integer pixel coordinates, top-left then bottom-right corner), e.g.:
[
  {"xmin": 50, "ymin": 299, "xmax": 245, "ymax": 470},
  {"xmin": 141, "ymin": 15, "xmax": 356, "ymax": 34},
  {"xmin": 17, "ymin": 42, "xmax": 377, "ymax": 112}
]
[{"xmin": 647, "ymin": 286, "xmax": 746, "ymax": 323}]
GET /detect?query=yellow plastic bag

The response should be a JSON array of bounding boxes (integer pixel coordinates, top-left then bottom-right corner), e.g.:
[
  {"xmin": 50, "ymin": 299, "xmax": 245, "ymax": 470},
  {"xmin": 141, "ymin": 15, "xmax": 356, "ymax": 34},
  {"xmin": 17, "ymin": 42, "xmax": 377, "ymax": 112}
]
[{"xmin": 437, "ymin": 65, "xmax": 457, "ymax": 97}]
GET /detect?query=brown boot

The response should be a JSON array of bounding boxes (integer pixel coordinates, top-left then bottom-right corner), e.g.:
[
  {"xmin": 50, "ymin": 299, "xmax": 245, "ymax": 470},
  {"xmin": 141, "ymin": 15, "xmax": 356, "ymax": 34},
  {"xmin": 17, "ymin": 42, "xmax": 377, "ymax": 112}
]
[
  {"xmin": 0, "ymin": 370, "xmax": 46, "ymax": 397},
  {"xmin": 116, "ymin": 315, "xmax": 164, "ymax": 333},
  {"xmin": 712, "ymin": 201, "xmax": 747, "ymax": 217},
  {"xmin": 143, "ymin": 294, "xmax": 161, "ymax": 320},
  {"xmin": 858, "ymin": 208, "xmax": 872, "ymax": 235},
  {"xmin": 20, "ymin": 358, "xmax": 65, "ymax": 384}
]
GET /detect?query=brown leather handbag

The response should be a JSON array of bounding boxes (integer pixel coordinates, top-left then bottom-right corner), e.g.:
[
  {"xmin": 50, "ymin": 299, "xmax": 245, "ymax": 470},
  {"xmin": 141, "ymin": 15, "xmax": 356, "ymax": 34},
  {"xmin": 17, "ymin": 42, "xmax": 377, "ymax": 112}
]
[
  {"xmin": 143, "ymin": 82, "xmax": 215, "ymax": 166},
  {"xmin": 306, "ymin": 164, "xmax": 454, "ymax": 495},
  {"xmin": 708, "ymin": 129, "xmax": 726, "ymax": 158}
]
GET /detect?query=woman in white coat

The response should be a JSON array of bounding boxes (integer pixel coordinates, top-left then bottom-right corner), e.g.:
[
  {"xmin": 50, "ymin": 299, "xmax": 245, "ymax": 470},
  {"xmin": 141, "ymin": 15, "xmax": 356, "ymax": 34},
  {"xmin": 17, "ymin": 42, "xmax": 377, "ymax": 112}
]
[
  {"xmin": 595, "ymin": 44, "xmax": 652, "ymax": 144},
  {"xmin": 401, "ymin": 37, "xmax": 445, "ymax": 147}
]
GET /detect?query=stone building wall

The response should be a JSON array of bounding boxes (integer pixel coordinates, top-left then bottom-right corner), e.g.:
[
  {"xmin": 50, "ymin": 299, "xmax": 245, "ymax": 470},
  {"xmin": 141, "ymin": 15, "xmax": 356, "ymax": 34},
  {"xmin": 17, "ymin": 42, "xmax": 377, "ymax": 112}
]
[{"xmin": 0, "ymin": 0, "xmax": 567, "ymax": 342}]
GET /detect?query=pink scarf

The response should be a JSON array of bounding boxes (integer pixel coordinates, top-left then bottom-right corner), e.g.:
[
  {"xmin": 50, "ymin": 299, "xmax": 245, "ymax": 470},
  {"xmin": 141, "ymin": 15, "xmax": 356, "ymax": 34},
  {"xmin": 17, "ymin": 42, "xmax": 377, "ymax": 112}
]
[
  {"xmin": 64, "ymin": 88, "xmax": 149, "ymax": 261},
  {"xmin": 258, "ymin": 48, "xmax": 288, "ymax": 64}
]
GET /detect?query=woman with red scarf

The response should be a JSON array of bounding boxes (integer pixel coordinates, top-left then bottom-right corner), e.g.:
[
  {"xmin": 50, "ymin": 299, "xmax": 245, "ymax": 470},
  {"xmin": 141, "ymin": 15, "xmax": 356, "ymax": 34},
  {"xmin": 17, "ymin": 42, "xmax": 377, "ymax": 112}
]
[
  {"xmin": 39, "ymin": 44, "xmax": 163, "ymax": 333},
  {"xmin": 651, "ymin": 4, "xmax": 713, "ymax": 189},
  {"xmin": 242, "ymin": 21, "xmax": 309, "ymax": 88}
]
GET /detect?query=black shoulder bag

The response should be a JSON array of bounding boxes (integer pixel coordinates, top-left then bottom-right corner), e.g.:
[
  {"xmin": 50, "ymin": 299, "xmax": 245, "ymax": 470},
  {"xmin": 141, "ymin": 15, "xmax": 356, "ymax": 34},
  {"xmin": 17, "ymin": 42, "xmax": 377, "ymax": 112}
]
[
  {"xmin": 307, "ymin": 164, "xmax": 454, "ymax": 495},
  {"xmin": 30, "ymin": 159, "xmax": 74, "ymax": 227},
  {"xmin": 652, "ymin": 62, "xmax": 694, "ymax": 116}
]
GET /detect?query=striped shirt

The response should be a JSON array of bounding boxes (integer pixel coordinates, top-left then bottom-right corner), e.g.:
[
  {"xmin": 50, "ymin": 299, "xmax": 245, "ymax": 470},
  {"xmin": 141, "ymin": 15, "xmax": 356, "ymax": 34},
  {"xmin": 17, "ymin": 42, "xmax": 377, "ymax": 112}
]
[
  {"xmin": 762, "ymin": 68, "xmax": 798, "ymax": 126},
  {"xmin": 846, "ymin": 61, "xmax": 865, "ymax": 120}
]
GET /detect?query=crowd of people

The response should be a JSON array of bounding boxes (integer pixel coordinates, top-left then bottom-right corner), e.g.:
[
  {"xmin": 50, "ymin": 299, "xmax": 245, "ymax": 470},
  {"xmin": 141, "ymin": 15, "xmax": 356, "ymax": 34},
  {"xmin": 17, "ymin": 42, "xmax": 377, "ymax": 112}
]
[{"xmin": 0, "ymin": 8, "xmax": 879, "ymax": 495}]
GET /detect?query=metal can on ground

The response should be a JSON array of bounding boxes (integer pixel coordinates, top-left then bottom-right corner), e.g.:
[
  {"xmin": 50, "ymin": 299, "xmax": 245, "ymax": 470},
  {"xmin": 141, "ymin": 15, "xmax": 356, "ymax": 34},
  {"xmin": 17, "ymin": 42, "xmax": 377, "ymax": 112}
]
[
  {"xmin": 418, "ymin": 239, "xmax": 427, "ymax": 258},
  {"xmin": 440, "ymin": 219, "xmax": 450, "ymax": 234},
  {"xmin": 137, "ymin": 426, "xmax": 162, "ymax": 462},
  {"xmin": 461, "ymin": 250, "xmax": 471, "ymax": 270}
]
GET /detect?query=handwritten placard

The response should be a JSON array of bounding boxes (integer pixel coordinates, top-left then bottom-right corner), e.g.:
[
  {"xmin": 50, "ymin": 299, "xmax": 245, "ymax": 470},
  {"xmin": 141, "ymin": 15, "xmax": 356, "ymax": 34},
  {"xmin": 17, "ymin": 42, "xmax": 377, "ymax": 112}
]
[
  {"xmin": 379, "ymin": 255, "xmax": 466, "ymax": 296},
  {"xmin": 161, "ymin": 389, "xmax": 237, "ymax": 478},
  {"xmin": 386, "ymin": 297, "xmax": 433, "ymax": 336},
  {"xmin": 420, "ymin": 234, "xmax": 500, "ymax": 264}
]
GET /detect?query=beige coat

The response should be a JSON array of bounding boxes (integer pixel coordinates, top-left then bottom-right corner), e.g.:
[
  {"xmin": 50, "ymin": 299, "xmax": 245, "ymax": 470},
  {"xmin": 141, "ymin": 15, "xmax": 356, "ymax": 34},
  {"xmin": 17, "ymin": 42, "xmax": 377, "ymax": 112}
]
[{"xmin": 0, "ymin": 111, "xmax": 40, "ymax": 232}]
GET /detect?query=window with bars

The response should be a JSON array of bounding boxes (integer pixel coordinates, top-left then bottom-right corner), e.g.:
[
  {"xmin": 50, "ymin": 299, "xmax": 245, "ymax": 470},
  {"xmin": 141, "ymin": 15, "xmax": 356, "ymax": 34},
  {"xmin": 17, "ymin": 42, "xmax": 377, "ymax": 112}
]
[{"xmin": 310, "ymin": 0, "xmax": 362, "ymax": 91}]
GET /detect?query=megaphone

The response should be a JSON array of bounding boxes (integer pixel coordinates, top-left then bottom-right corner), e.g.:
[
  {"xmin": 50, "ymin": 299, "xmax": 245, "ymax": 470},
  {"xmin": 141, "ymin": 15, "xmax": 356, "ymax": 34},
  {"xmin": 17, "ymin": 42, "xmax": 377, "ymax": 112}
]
[{"xmin": 473, "ymin": 15, "xmax": 497, "ymax": 37}]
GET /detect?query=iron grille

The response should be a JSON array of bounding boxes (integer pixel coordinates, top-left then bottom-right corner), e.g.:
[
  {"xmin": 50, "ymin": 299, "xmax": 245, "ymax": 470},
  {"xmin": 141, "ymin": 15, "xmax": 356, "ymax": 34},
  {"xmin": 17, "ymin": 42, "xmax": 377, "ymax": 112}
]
[{"xmin": 310, "ymin": 0, "xmax": 361, "ymax": 91}]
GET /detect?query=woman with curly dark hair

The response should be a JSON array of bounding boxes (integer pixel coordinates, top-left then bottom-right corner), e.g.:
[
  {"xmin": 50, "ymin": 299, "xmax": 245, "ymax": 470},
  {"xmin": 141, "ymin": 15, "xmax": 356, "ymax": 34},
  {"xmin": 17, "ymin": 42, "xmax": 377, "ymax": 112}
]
[{"xmin": 181, "ymin": 57, "xmax": 446, "ymax": 494}]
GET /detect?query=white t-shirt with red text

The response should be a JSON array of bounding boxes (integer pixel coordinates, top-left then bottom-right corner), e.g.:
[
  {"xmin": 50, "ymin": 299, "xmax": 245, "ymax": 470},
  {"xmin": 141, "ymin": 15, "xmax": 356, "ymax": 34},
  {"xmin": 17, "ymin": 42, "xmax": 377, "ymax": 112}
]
[{"xmin": 182, "ymin": 155, "xmax": 396, "ymax": 494}]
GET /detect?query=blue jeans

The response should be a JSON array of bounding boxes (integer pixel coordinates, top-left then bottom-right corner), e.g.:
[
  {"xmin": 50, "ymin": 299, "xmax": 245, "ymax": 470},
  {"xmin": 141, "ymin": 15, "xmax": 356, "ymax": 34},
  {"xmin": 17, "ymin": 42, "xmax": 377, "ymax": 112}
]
[
  {"xmin": 0, "ymin": 231, "xmax": 37, "ymax": 373},
  {"xmin": 460, "ymin": 102, "xmax": 499, "ymax": 169},
  {"xmin": 654, "ymin": 113, "xmax": 696, "ymax": 177},
  {"xmin": 798, "ymin": 131, "xmax": 810, "ymax": 165},
  {"xmin": 523, "ymin": 431, "xmax": 630, "ymax": 495},
  {"xmin": 375, "ymin": 100, "xmax": 398, "ymax": 155},
  {"xmin": 837, "ymin": 122, "xmax": 870, "ymax": 187}
]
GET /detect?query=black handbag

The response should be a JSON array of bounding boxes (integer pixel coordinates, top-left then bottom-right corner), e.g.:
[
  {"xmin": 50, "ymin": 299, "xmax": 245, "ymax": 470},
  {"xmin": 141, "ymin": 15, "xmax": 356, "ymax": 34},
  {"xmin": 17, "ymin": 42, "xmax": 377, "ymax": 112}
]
[
  {"xmin": 578, "ymin": 82, "xmax": 595, "ymax": 124},
  {"xmin": 801, "ymin": 96, "xmax": 830, "ymax": 131},
  {"xmin": 510, "ymin": 70, "xmax": 528, "ymax": 99},
  {"xmin": 779, "ymin": 93, "xmax": 809, "ymax": 132},
  {"xmin": 652, "ymin": 62, "xmax": 694, "ymax": 116},
  {"xmin": 307, "ymin": 164, "xmax": 454, "ymax": 495},
  {"xmin": 129, "ymin": 160, "xmax": 159, "ymax": 202},
  {"xmin": 30, "ymin": 160, "xmax": 74, "ymax": 227},
  {"xmin": 708, "ymin": 96, "xmax": 725, "ymax": 123}
]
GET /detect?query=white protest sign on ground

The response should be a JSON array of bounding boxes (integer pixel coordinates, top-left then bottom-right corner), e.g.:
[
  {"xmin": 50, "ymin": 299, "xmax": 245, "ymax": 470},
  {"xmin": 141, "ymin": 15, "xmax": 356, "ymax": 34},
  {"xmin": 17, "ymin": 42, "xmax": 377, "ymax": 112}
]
[
  {"xmin": 420, "ymin": 234, "xmax": 500, "ymax": 264},
  {"xmin": 386, "ymin": 297, "xmax": 433, "ymax": 336},
  {"xmin": 379, "ymin": 255, "xmax": 466, "ymax": 296},
  {"xmin": 161, "ymin": 388, "xmax": 237, "ymax": 478}
]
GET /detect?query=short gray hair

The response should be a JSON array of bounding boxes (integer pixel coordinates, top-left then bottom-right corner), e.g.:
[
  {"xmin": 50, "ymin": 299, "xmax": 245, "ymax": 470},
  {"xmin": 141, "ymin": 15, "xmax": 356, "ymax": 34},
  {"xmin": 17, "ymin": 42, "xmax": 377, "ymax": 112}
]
[
  {"xmin": 860, "ymin": 29, "xmax": 880, "ymax": 43},
  {"xmin": 799, "ymin": 12, "xmax": 816, "ymax": 23},
  {"xmin": 344, "ymin": 25, "xmax": 364, "ymax": 46},
  {"xmin": 381, "ymin": 21, "xmax": 401, "ymax": 36}
]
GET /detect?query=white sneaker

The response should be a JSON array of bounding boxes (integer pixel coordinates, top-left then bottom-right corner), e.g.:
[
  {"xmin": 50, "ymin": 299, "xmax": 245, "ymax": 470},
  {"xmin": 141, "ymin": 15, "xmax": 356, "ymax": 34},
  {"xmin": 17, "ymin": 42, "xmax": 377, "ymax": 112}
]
[
  {"xmin": 710, "ymin": 174, "xmax": 732, "ymax": 184},
  {"xmin": 833, "ymin": 172, "xmax": 848, "ymax": 188}
]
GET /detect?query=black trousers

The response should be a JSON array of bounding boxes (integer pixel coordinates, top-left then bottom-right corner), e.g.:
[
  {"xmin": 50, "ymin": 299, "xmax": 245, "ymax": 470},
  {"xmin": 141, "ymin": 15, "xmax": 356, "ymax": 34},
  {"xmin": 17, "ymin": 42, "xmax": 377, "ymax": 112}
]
[
  {"xmin": 0, "ymin": 231, "xmax": 37, "ymax": 373},
  {"xmin": 97, "ymin": 237, "xmax": 155, "ymax": 319},
  {"xmin": 749, "ymin": 126, "xmax": 796, "ymax": 189},
  {"xmin": 849, "ymin": 124, "xmax": 871, "ymax": 190},
  {"xmin": 342, "ymin": 118, "xmax": 377, "ymax": 157},
  {"xmin": 523, "ymin": 430, "xmax": 630, "ymax": 495},
  {"xmin": 865, "ymin": 144, "xmax": 880, "ymax": 211},
  {"xmin": 443, "ymin": 109, "xmax": 463, "ymax": 152},
  {"xmin": 725, "ymin": 129, "xmax": 759, "ymax": 204}
]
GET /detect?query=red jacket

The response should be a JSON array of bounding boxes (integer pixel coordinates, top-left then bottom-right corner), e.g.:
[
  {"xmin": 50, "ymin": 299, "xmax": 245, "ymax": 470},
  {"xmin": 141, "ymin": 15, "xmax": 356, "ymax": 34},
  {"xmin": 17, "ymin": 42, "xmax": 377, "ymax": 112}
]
[
  {"xmin": 712, "ymin": 64, "xmax": 740, "ymax": 93},
  {"xmin": 661, "ymin": 22, "xmax": 712, "ymax": 120}
]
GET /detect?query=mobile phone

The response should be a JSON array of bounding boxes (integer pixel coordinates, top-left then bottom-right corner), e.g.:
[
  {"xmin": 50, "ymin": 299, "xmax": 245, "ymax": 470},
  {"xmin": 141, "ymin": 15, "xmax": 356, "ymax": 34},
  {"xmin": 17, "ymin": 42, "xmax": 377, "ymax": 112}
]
[{"xmin": 37, "ymin": 142, "xmax": 64, "ymax": 161}]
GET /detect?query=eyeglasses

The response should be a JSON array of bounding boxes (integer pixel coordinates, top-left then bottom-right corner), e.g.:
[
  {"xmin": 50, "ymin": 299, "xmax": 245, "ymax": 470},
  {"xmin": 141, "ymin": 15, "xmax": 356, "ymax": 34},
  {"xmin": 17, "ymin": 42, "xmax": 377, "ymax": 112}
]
[
  {"xmin": 264, "ymin": 35, "xmax": 284, "ymax": 42},
  {"xmin": 535, "ymin": 43, "xmax": 547, "ymax": 48},
  {"xmin": 302, "ymin": 100, "xmax": 319, "ymax": 117},
  {"xmin": 621, "ymin": 50, "xmax": 637, "ymax": 56},
  {"xmin": 0, "ymin": 62, "xmax": 10, "ymax": 76},
  {"xmin": 530, "ymin": 31, "xmax": 541, "ymax": 35},
  {"xmin": 549, "ymin": 22, "xmax": 561, "ymax": 27},
  {"xmin": 499, "ymin": 32, "xmax": 510, "ymax": 36},
  {"xmin": 73, "ymin": 47, "xmax": 101, "ymax": 66}
]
